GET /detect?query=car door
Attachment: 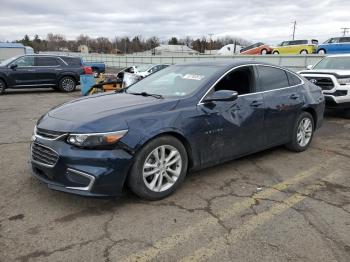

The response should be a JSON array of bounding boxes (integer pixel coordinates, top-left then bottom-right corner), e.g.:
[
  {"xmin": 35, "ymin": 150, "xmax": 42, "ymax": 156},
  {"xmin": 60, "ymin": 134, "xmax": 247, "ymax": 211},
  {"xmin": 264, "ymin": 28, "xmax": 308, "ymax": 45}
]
[
  {"xmin": 7, "ymin": 56, "xmax": 36, "ymax": 87},
  {"xmin": 197, "ymin": 65, "xmax": 265, "ymax": 163},
  {"xmin": 34, "ymin": 56, "xmax": 60, "ymax": 85},
  {"xmin": 339, "ymin": 37, "xmax": 350, "ymax": 53},
  {"xmin": 328, "ymin": 38, "xmax": 340, "ymax": 53},
  {"xmin": 280, "ymin": 41, "xmax": 290, "ymax": 54},
  {"xmin": 256, "ymin": 65, "xmax": 304, "ymax": 147}
]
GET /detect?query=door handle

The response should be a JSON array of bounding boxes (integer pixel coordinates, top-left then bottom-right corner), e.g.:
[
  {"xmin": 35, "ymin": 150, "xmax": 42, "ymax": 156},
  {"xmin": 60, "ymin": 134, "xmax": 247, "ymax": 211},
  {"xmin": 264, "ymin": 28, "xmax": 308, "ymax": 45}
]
[
  {"xmin": 250, "ymin": 100, "xmax": 263, "ymax": 107},
  {"xmin": 290, "ymin": 94, "xmax": 299, "ymax": 100},
  {"xmin": 27, "ymin": 69, "xmax": 36, "ymax": 72}
]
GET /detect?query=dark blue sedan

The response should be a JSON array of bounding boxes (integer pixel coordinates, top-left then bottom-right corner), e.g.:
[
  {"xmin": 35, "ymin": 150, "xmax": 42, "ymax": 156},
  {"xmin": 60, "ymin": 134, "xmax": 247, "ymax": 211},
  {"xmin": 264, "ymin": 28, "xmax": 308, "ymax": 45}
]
[{"xmin": 30, "ymin": 61, "xmax": 325, "ymax": 200}]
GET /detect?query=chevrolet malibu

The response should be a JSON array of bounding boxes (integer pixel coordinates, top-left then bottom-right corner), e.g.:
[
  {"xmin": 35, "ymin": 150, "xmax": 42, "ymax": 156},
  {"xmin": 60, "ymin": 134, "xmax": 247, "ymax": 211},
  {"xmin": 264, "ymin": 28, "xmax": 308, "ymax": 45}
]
[{"xmin": 30, "ymin": 61, "xmax": 325, "ymax": 200}]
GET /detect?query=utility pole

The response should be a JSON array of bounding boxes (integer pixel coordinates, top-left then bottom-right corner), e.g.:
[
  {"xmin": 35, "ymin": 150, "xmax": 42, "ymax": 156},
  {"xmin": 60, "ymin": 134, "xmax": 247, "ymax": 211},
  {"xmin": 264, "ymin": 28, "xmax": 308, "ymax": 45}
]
[
  {"xmin": 341, "ymin": 27, "xmax": 349, "ymax": 36},
  {"xmin": 292, "ymin": 21, "xmax": 297, "ymax": 40},
  {"xmin": 208, "ymin": 33, "xmax": 213, "ymax": 55}
]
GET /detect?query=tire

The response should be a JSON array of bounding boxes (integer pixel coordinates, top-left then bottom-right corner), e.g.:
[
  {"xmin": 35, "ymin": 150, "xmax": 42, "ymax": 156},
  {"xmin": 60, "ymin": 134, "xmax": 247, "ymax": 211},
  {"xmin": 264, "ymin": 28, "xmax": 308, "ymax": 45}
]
[
  {"xmin": 261, "ymin": 49, "xmax": 268, "ymax": 55},
  {"xmin": 300, "ymin": 50, "xmax": 308, "ymax": 55},
  {"xmin": 317, "ymin": 49, "xmax": 326, "ymax": 55},
  {"xmin": 273, "ymin": 51, "xmax": 279, "ymax": 55},
  {"xmin": 285, "ymin": 112, "xmax": 314, "ymax": 152},
  {"xmin": 0, "ymin": 79, "xmax": 6, "ymax": 95},
  {"xmin": 127, "ymin": 136, "xmax": 188, "ymax": 200},
  {"xmin": 58, "ymin": 76, "xmax": 76, "ymax": 92}
]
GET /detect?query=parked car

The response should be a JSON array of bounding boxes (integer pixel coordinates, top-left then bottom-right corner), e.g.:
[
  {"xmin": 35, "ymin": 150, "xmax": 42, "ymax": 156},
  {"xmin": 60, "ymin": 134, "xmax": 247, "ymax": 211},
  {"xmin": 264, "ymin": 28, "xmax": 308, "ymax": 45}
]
[
  {"xmin": 0, "ymin": 55, "xmax": 86, "ymax": 94},
  {"xmin": 240, "ymin": 42, "xmax": 273, "ymax": 55},
  {"xmin": 131, "ymin": 64, "xmax": 169, "ymax": 78},
  {"xmin": 116, "ymin": 64, "xmax": 169, "ymax": 83},
  {"xmin": 30, "ymin": 61, "xmax": 325, "ymax": 199},
  {"xmin": 316, "ymin": 37, "xmax": 350, "ymax": 54},
  {"xmin": 299, "ymin": 54, "xmax": 350, "ymax": 109},
  {"xmin": 272, "ymin": 39, "xmax": 318, "ymax": 55},
  {"xmin": 83, "ymin": 62, "xmax": 106, "ymax": 77}
]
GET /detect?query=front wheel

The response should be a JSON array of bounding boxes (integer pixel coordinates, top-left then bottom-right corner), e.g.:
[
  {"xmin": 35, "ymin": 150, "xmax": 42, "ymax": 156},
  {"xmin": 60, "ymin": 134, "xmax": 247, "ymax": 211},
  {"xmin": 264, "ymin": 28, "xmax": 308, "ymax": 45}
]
[
  {"xmin": 127, "ymin": 136, "xmax": 188, "ymax": 200},
  {"xmin": 273, "ymin": 51, "xmax": 279, "ymax": 55},
  {"xmin": 0, "ymin": 79, "xmax": 6, "ymax": 95},
  {"xmin": 317, "ymin": 49, "xmax": 326, "ymax": 55},
  {"xmin": 285, "ymin": 112, "xmax": 314, "ymax": 152},
  {"xmin": 58, "ymin": 76, "xmax": 76, "ymax": 92}
]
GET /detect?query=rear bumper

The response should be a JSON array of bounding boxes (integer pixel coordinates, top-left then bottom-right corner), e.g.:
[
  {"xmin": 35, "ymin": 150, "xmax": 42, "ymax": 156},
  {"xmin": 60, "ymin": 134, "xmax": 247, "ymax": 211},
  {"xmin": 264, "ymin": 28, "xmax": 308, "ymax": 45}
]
[{"xmin": 29, "ymin": 137, "xmax": 134, "ymax": 197}]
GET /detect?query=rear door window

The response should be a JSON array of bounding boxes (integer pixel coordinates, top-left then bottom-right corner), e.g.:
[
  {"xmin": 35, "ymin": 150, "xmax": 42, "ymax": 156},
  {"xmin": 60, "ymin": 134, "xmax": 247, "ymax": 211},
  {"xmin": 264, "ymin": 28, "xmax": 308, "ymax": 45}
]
[
  {"xmin": 35, "ymin": 57, "xmax": 59, "ymax": 66},
  {"xmin": 339, "ymin": 37, "xmax": 350, "ymax": 43},
  {"xmin": 257, "ymin": 66, "xmax": 289, "ymax": 91},
  {"xmin": 286, "ymin": 71, "xmax": 302, "ymax": 86}
]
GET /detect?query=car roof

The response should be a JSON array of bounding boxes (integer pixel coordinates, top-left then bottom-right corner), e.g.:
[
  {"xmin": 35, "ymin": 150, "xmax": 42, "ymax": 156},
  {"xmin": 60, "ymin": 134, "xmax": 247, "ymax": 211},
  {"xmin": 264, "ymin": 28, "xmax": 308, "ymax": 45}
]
[
  {"xmin": 175, "ymin": 60, "xmax": 278, "ymax": 70},
  {"xmin": 22, "ymin": 54, "xmax": 81, "ymax": 59},
  {"xmin": 326, "ymin": 54, "xmax": 350, "ymax": 58}
]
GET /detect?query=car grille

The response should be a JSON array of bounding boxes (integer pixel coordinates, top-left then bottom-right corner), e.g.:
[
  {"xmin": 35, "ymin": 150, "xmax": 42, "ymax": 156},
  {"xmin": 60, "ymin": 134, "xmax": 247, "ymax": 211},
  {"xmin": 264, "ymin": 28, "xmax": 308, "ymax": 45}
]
[
  {"xmin": 36, "ymin": 128, "xmax": 65, "ymax": 140},
  {"xmin": 304, "ymin": 76, "xmax": 334, "ymax": 90},
  {"xmin": 31, "ymin": 143, "xmax": 59, "ymax": 167}
]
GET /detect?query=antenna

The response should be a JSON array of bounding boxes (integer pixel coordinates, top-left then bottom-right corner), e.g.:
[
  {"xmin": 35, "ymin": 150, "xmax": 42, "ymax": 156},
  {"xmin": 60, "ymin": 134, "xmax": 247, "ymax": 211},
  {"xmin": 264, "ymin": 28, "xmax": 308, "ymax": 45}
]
[
  {"xmin": 292, "ymin": 21, "xmax": 297, "ymax": 40},
  {"xmin": 341, "ymin": 27, "xmax": 349, "ymax": 36}
]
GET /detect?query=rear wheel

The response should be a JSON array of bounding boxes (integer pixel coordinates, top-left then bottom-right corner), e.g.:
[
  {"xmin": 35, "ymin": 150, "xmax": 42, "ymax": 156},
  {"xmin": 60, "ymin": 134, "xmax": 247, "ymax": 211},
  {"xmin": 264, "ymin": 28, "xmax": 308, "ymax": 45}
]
[
  {"xmin": 58, "ymin": 76, "xmax": 76, "ymax": 92},
  {"xmin": 286, "ymin": 112, "xmax": 314, "ymax": 152},
  {"xmin": 127, "ymin": 136, "xmax": 188, "ymax": 200},
  {"xmin": 261, "ymin": 49, "xmax": 268, "ymax": 55},
  {"xmin": 300, "ymin": 50, "xmax": 308, "ymax": 55},
  {"xmin": 0, "ymin": 79, "xmax": 6, "ymax": 95}
]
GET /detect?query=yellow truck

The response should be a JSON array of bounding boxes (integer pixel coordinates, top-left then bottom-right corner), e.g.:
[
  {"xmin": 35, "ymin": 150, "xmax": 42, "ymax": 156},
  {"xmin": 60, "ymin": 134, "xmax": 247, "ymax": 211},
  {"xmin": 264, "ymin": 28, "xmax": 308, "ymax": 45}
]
[{"xmin": 272, "ymin": 39, "xmax": 318, "ymax": 55}]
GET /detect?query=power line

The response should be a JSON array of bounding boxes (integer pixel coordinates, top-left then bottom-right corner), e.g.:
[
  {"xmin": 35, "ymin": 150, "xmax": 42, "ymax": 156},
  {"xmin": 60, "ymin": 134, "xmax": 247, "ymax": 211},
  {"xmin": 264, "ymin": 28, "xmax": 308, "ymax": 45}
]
[{"xmin": 341, "ymin": 27, "xmax": 349, "ymax": 36}]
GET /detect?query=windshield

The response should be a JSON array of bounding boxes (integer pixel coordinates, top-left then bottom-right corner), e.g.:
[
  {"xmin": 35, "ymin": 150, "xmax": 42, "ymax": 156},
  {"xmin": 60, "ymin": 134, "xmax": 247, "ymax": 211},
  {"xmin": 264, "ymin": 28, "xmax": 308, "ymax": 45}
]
[
  {"xmin": 0, "ymin": 56, "xmax": 19, "ymax": 66},
  {"xmin": 126, "ymin": 65, "xmax": 221, "ymax": 98},
  {"xmin": 313, "ymin": 57, "xmax": 350, "ymax": 70},
  {"xmin": 135, "ymin": 64, "xmax": 154, "ymax": 72}
]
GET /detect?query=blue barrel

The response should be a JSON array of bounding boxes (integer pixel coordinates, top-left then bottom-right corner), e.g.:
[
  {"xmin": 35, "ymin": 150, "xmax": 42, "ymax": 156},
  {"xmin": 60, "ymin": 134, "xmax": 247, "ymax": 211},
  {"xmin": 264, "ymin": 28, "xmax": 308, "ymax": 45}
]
[{"xmin": 80, "ymin": 75, "xmax": 95, "ymax": 96}]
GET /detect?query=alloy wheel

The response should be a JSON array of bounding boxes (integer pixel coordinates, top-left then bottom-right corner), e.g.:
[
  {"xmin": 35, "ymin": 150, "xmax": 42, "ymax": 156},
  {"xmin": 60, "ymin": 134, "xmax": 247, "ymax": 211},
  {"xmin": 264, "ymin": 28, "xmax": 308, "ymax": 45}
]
[
  {"xmin": 61, "ymin": 78, "xmax": 75, "ymax": 91},
  {"xmin": 297, "ymin": 118, "xmax": 313, "ymax": 147},
  {"xmin": 142, "ymin": 145, "xmax": 182, "ymax": 192}
]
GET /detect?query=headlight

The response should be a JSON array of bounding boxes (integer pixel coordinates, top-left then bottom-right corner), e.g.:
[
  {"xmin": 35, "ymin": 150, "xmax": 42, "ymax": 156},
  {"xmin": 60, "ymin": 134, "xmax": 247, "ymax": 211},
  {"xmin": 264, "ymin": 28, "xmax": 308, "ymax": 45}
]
[
  {"xmin": 337, "ymin": 78, "xmax": 350, "ymax": 85},
  {"xmin": 67, "ymin": 130, "xmax": 128, "ymax": 148}
]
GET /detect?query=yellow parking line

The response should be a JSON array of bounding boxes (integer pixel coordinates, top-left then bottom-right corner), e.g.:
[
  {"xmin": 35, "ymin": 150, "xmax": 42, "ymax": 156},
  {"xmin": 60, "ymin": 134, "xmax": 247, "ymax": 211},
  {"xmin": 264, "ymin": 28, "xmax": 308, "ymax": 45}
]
[
  {"xmin": 123, "ymin": 157, "xmax": 337, "ymax": 262},
  {"xmin": 179, "ymin": 170, "xmax": 341, "ymax": 262}
]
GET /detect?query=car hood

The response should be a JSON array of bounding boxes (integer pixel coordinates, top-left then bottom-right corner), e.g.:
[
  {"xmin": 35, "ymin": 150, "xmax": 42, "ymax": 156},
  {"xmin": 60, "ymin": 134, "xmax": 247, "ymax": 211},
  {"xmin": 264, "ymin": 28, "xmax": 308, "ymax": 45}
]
[
  {"xmin": 299, "ymin": 69, "xmax": 350, "ymax": 77},
  {"xmin": 38, "ymin": 93, "xmax": 179, "ymax": 133}
]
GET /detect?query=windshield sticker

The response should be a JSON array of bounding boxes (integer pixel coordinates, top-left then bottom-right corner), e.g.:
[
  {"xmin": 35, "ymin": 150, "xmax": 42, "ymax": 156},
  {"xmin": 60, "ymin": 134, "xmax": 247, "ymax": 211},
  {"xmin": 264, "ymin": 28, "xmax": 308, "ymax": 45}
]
[{"xmin": 182, "ymin": 74, "xmax": 205, "ymax": 81}]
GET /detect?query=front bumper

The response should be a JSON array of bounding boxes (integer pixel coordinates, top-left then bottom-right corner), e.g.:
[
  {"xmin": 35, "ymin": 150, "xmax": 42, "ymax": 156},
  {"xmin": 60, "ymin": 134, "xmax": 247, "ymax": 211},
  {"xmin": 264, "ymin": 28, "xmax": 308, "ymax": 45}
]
[{"xmin": 30, "ymin": 136, "xmax": 134, "ymax": 197}]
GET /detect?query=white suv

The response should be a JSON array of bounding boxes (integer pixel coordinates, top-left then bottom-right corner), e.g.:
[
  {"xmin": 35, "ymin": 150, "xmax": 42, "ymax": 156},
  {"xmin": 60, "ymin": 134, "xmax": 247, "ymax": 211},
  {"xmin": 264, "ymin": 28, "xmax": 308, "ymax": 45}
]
[{"xmin": 299, "ymin": 54, "xmax": 350, "ymax": 108}]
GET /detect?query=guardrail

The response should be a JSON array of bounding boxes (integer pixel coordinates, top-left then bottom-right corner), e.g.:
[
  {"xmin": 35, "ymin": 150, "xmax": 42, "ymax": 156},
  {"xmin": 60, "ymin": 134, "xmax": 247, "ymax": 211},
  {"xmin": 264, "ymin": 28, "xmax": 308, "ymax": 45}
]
[{"xmin": 43, "ymin": 52, "xmax": 326, "ymax": 71}]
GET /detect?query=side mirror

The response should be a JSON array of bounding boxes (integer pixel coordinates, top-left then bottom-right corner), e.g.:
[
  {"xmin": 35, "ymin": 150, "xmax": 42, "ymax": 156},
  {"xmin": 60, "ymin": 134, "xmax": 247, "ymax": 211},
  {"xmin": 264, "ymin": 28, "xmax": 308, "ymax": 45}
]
[
  {"xmin": 306, "ymin": 65, "xmax": 313, "ymax": 70},
  {"xmin": 203, "ymin": 90, "xmax": 238, "ymax": 103},
  {"xmin": 10, "ymin": 64, "xmax": 18, "ymax": 70}
]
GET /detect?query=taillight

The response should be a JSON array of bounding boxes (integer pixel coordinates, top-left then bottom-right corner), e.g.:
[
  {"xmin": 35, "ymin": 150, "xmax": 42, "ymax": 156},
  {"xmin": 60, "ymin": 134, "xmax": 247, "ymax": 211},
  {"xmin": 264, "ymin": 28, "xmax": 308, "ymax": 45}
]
[{"xmin": 83, "ymin": 66, "xmax": 93, "ymax": 74}]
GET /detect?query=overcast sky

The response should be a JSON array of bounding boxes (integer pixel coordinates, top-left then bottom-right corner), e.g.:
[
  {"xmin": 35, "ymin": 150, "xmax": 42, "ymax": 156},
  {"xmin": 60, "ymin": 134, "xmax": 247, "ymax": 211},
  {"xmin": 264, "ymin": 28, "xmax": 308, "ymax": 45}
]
[{"xmin": 0, "ymin": 0, "xmax": 349, "ymax": 44}]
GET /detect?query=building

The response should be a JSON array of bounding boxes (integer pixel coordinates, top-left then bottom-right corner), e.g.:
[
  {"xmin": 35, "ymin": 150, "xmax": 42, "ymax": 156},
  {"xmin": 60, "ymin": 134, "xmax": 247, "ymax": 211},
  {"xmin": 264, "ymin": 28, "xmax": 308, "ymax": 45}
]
[
  {"xmin": 78, "ymin": 44, "xmax": 89, "ymax": 54},
  {"xmin": 0, "ymin": 42, "xmax": 33, "ymax": 61}
]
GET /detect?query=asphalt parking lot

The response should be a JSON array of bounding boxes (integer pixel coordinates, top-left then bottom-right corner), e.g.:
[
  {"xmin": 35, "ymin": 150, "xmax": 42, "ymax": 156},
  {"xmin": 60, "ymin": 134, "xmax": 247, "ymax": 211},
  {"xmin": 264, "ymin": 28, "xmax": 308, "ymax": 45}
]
[{"xmin": 0, "ymin": 88, "xmax": 349, "ymax": 262}]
